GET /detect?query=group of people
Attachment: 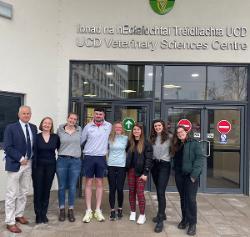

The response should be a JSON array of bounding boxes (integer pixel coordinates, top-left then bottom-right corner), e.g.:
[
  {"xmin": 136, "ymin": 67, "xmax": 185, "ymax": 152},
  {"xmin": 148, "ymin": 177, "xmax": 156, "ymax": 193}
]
[{"xmin": 3, "ymin": 105, "xmax": 203, "ymax": 236}]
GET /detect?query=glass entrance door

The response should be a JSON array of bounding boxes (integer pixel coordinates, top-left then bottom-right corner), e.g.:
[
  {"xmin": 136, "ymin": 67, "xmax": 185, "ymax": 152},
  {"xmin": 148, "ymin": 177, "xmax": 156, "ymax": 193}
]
[
  {"xmin": 112, "ymin": 103, "xmax": 152, "ymax": 137},
  {"xmin": 113, "ymin": 102, "xmax": 152, "ymax": 191},
  {"xmin": 205, "ymin": 108, "xmax": 242, "ymax": 191},
  {"xmin": 165, "ymin": 105, "xmax": 244, "ymax": 193}
]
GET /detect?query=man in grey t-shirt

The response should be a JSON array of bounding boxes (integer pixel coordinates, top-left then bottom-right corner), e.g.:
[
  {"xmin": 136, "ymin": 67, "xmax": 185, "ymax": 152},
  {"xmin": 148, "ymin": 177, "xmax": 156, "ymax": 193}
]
[{"xmin": 81, "ymin": 107, "xmax": 111, "ymax": 223}]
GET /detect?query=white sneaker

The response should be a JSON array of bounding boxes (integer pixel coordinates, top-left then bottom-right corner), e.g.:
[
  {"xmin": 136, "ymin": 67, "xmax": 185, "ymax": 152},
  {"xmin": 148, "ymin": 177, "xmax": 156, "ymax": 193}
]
[
  {"xmin": 129, "ymin": 211, "xmax": 136, "ymax": 221},
  {"xmin": 94, "ymin": 209, "xmax": 105, "ymax": 222},
  {"xmin": 137, "ymin": 214, "xmax": 146, "ymax": 225},
  {"xmin": 82, "ymin": 210, "xmax": 93, "ymax": 223}
]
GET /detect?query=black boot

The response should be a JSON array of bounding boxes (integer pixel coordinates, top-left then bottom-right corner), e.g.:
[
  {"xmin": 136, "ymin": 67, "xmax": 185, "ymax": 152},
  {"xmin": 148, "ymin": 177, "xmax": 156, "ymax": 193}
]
[
  {"xmin": 59, "ymin": 208, "xmax": 65, "ymax": 222},
  {"xmin": 35, "ymin": 215, "xmax": 43, "ymax": 224},
  {"xmin": 152, "ymin": 213, "xmax": 166, "ymax": 223},
  {"xmin": 109, "ymin": 210, "xmax": 116, "ymax": 221},
  {"xmin": 68, "ymin": 209, "xmax": 76, "ymax": 222},
  {"xmin": 178, "ymin": 219, "xmax": 188, "ymax": 229},
  {"xmin": 117, "ymin": 209, "xmax": 123, "ymax": 219},
  {"xmin": 42, "ymin": 215, "xmax": 49, "ymax": 223},
  {"xmin": 187, "ymin": 224, "xmax": 196, "ymax": 236},
  {"xmin": 154, "ymin": 221, "xmax": 164, "ymax": 233}
]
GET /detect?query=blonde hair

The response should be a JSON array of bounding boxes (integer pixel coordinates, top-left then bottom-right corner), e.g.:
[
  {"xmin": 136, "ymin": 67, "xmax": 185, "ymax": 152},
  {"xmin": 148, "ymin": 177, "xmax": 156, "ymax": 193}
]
[
  {"xmin": 128, "ymin": 123, "xmax": 145, "ymax": 154},
  {"xmin": 109, "ymin": 121, "xmax": 125, "ymax": 143}
]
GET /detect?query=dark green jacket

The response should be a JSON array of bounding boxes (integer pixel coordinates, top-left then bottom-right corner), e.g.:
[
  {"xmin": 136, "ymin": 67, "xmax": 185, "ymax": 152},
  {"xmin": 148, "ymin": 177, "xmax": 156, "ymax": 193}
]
[{"xmin": 175, "ymin": 138, "xmax": 204, "ymax": 179}]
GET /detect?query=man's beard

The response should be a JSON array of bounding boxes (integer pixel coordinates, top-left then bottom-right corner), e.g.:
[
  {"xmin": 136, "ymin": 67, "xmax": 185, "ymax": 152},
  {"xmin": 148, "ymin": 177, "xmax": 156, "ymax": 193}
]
[{"xmin": 94, "ymin": 118, "xmax": 104, "ymax": 123}]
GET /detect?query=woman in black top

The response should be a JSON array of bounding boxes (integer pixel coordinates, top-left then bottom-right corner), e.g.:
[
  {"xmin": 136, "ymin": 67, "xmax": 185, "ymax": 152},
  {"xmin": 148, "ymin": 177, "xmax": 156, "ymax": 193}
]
[
  {"xmin": 126, "ymin": 123, "xmax": 153, "ymax": 225},
  {"xmin": 32, "ymin": 117, "xmax": 60, "ymax": 224}
]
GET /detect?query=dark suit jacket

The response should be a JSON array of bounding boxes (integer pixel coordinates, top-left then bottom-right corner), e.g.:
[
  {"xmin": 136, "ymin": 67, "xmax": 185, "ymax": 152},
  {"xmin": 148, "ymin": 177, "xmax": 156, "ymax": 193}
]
[{"xmin": 3, "ymin": 121, "xmax": 37, "ymax": 172}]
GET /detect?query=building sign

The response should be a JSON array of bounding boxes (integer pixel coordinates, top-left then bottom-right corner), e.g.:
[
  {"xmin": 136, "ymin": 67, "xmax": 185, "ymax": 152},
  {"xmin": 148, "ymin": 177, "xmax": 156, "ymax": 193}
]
[
  {"xmin": 193, "ymin": 132, "xmax": 200, "ymax": 138},
  {"xmin": 207, "ymin": 133, "xmax": 214, "ymax": 139},
  {"xmin": 76, "ymin": 24, "xmax": 248, "ymax": 52},
  {"xmin": 219, "ymin": 133, "xmax": 228, "ymax": 144},
  {"xmin": 217, "ymin": 120, "xmax": 232, "ymax": 134},
  {"xmin": 177, "ymin": 119, "xmax": 192, "ymax": 133},
  {"xmin": 150, "ymin": 0, "xmax": 175, "ymax": 15},
  {"xmin": 123, "ymin": 118, "xmax": 135, "ymax": 131}
]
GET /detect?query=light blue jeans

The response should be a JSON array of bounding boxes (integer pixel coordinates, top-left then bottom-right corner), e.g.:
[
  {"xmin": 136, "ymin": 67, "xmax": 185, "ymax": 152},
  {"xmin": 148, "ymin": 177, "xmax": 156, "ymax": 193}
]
[{"xmin": 56, "ymin": 156, "xmax": 81, "ymax": 208}]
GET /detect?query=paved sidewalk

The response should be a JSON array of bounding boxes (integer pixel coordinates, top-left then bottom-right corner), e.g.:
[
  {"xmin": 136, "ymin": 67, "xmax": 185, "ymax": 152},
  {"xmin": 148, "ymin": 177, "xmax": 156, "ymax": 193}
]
[{"xmin": 0, "ymin": 190, "xmax": 250, "ymax": 237}]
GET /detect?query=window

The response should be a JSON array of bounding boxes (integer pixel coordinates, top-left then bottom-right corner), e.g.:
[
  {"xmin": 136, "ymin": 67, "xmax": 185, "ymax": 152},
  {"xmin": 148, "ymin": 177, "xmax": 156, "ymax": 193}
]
[
  {"xmin": 0, "ymin": 92, "xmax": 23, "ymax": 147},
  {"xmin": 71, "ymin": 63, "xmax": 154, "ymax": 99},
  {"xmin": 163, "ymin": 66, "xmax": 247, "ymax": 101},
  {"xmin": 70, "ymin": 63, "xmax": 248, "ymax": 102},
  {"xmin": 207, "ymin": 66, "xmax": 247, "ymax": 101},
  {"xmin": 163, "ymin": 66, "xmax": 206, "ymax": 100}
]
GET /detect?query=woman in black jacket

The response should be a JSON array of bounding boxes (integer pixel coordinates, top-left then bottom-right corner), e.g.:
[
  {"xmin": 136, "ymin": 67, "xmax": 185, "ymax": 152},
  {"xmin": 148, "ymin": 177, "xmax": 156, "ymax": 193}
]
[
  {"xmin": 172, "ymin": 125, "xmax": 203, "ymax": 236},
  {"xmin": 126, "ymin": 123, "xmax": 153, "ymax": 225}
]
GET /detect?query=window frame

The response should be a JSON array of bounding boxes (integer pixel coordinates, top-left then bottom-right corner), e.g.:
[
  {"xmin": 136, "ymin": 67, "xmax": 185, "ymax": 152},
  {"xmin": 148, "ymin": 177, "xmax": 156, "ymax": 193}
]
[{"xmin": 0, "ymin": 91, "xmax": 24, "ymax": 149}]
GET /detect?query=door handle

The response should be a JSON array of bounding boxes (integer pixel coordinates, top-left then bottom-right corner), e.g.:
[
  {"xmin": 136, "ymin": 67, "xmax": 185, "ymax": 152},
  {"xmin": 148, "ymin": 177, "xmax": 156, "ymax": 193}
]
[{"xmin": 199, "ymin": 140, "xmax": 211, "ymax": 157}]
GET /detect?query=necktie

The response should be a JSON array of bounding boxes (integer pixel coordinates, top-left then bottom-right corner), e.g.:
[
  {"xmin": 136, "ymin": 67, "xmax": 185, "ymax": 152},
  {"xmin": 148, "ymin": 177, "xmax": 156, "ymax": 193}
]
[{"xmin": 25, "ymin": 124, "xmax": 32, "ymax": 159}]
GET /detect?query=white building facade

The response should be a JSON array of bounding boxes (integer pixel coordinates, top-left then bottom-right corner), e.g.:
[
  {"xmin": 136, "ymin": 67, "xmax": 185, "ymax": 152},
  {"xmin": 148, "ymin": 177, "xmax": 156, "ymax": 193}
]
[{"xmin": 0, "ymin": 0, "xmax": 250, "ymax": 200}]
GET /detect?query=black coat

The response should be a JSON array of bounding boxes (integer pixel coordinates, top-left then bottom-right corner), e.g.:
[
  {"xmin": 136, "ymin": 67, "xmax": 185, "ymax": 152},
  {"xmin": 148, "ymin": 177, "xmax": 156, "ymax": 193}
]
[{"xmin": 126, "ymin": 140, "xmax": 153, "ymax": 176}]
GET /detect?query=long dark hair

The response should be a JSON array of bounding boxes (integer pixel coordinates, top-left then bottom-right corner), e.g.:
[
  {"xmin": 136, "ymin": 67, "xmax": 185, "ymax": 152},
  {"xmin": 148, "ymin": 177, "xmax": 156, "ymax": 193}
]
[
  {"xmin": 150, "ymin": 119, "xmax": 169, "ymax": 144},
  {"xmin": 128, "ymin": 123, "xmax": 145, "ymax": 154},
  {"xmin": 171, "ymin": 125, "xmax": 189, "ymax": 156}
]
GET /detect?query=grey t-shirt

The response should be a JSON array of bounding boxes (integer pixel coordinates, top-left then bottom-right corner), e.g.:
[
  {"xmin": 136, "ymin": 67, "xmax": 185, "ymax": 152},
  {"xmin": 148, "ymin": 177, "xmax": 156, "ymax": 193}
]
[
  {"xmin": 152, "ymin": 134, "xmax": 172, "ymax": 162},
  {"xmin": 57, "ymin": 124, "xmax": 82, "ymax": 158}
]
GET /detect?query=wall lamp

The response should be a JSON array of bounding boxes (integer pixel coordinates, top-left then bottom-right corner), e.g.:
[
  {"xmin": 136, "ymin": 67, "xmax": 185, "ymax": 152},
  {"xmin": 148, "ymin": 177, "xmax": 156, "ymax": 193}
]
[{"xmin": 0, "ymin": 1, "xmax": 13, "ymax": 19}]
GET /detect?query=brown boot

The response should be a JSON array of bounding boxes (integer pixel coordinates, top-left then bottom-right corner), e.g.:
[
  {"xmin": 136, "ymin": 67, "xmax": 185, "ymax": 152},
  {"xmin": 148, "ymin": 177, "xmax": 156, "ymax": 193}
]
[
  {"xmin": 15, "ymin": 216, "xmax": 29, "ymax": 224},
  {"xmin": 68, "ymin": 209, "xmax": 75, "ymax": 222},
  {"xmin": 59, "ymin": 208, "xmax": 65, "ymax": 222}
]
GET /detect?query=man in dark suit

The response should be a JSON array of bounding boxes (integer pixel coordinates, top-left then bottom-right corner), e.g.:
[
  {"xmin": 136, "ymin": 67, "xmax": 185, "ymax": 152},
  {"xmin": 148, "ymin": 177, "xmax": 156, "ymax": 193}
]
[{"xmin": 4, "ymin": 105, "xmax": 37, "ymax": 233}]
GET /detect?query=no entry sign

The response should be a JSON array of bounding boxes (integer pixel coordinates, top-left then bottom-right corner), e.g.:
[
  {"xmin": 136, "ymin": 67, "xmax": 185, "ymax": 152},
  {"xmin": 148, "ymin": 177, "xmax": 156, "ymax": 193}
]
[
  {"xmin": 177, "ymin": 119, "xmax": 192, "ymax": 132},
  {"xmin": 217, "ymin": 120, "xmax": 232, "ymax": 134}
]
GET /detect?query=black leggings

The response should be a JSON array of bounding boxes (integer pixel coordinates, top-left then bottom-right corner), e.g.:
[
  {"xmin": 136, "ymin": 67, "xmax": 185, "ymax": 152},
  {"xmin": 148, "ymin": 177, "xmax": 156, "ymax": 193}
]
[
  {"xmin": 151, "ymin": 160, "xmax": 171, "ymax": 217},
  {"xmin": 107, "ymin": 166, "xmax": 126, "ymax": 209}
]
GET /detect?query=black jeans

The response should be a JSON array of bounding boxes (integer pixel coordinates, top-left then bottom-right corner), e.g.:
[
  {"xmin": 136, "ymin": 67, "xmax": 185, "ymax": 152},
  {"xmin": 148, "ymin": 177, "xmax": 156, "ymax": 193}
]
[
  {"xmin": 175, "ymin": 171, "xmax": 199, "ymax": 225},
  {"xmin": 151, "ymin": 160, "xmax": 171, "ymax": 218},
  {"xmin": 107, "ymin": 166, "xmax": 126, "ymax": 209},
  {"xmin": 32, "ymin": 162, "xmax": 56, "ymax": 219}
]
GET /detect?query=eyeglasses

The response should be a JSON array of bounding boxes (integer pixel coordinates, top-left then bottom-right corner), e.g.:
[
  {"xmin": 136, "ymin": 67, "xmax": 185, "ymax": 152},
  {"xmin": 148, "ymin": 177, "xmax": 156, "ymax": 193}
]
[{"xmin": 177, "ymin": 130, "xmax": 186, "ymax": 134}]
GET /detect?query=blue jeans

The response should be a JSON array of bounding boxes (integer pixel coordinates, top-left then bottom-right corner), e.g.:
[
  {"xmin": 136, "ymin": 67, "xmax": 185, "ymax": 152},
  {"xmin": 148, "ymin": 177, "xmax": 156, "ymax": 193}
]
[{"xmin": 56, "ymin": 156, "xmax": 81, "ymax": 208}]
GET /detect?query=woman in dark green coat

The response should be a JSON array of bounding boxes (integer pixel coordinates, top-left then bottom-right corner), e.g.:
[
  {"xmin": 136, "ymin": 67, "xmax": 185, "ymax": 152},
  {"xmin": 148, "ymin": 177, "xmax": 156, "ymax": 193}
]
[{"xmin": 171, "ymin": 125, "xmax": 204, "ymax": 236}]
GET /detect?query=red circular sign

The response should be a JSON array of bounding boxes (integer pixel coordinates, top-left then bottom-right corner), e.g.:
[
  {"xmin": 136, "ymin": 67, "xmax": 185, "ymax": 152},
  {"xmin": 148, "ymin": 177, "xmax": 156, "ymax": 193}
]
[
  {"xmin": 177, "ymin": 119, "xmax": 192, "ymax": 132},
  {"xmin": 217, "ymin": 120, "xmax": 231, "ymax": 134}
]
